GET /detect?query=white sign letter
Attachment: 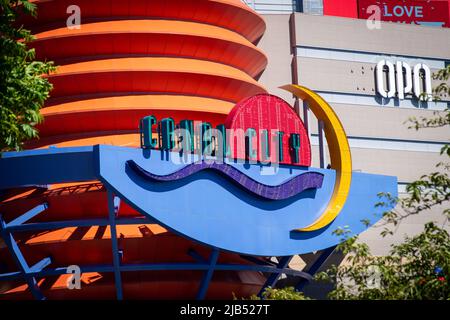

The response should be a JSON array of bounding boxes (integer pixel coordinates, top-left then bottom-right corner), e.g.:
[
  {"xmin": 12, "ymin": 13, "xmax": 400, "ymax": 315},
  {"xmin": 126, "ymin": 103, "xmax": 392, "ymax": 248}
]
[
  {"xmin": 396, "ymin": 61, "xmax": 412, "ymax": 100},
  {"xmin": 66, "ymin": 265, "xmax": 81, "ymax": 289},
  {"xmin": 376, "ymin": 60, "xmax": 396, "ymax": 98},
  {"xmin": 366, "ymin": 5, "xmax": 381, "ymax": 30},
  {"xmin": 67, "ymin": 5, "xmax": 81, "ymax": 30},
  {"xmin": 413, "ymin": 63, "xmax": 432, "ymax": 101}
]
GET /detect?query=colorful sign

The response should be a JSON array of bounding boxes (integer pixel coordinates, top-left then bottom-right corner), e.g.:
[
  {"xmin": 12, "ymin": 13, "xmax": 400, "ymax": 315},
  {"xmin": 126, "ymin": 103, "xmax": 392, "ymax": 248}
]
[
  {"xmin": 358, "ymin": 0, "xmax": 450, "ymax": 27},
  {"xmin": 135, "ymin": 87, "xmax": 395, "ymax": 234},
  {"xmin": 0, "ymin": 86, "xmax": 398, "ymax": 256},
  {"xmin": 140, "ymin": 94, "xmax": 312, "ymax": 167}
]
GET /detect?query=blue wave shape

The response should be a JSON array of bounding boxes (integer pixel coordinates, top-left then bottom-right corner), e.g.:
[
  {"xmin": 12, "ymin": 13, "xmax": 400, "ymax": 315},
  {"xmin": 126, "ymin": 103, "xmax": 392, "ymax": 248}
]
[{"xmin": 126, "ymin": 160, "xmax": 324, "ymax": 201}]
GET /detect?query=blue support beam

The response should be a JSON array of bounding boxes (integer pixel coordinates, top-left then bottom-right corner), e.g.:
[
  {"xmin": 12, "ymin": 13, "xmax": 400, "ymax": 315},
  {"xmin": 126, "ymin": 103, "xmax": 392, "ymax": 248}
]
[
  {"xmin": 0, "ymin": 270, "xmax": 23, "ymax": 281},
  {"xmin": 239, "ymin": 255, "xmax": 277, "ymax": 266},
  {"xmin": 107, "ymin": 190, "xmax": 123, "ymax": 300},
  {"xmin": 5, "ymin": 217, "xmax": 155, "ymax": 233},
  {"xmin": 29, "ymin": 257, "xmax": 52, "ymax": 273},
  {"xmin": 0, "ymin": 261, "xmax": 313, "ymax": 282},
  {"xmin": 0, "ymin": 146, "xmax": 96, "ymax": 190},
  {"xmin": 196, "ymin": 248, "xmax": 219, "ymax": 300},
  {"xmin": 0, "ymin": 199, "xmax": 314, "ymax": 301},
  {"xmin": 296, "ymin": 245, "xmax": 337, "ymax": 291},
  {"xmin": 188, "ymin": 248, "xmax": 207, "ymax": 263},
  {"xmin": 258, "ymin": 256, "xmax": 293, "ymax": 298},
  {"xmin": 0, "ymin": 215, "xmax": 45, "ymax": 300},
  {"xmin": 215, "ymin": 264, "xmax": 312, "ymax": 279},
  {"xmin": 0, "ymin": 257, "xmax": 51, "ymax": 284},
  {"xmin": 6, "ymin": 203, "xmax": 48, "ymax": 227},
  {"xmin": 0, "ymin": 265, "xmax": 114, "ymax": 281}
]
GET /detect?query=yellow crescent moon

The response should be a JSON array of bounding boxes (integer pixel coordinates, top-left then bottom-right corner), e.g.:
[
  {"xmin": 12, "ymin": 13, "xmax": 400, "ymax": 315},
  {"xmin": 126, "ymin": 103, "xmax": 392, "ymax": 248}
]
[{"xmin": 280, "ymin": 85, "xmax": 352, "ymax": 232}]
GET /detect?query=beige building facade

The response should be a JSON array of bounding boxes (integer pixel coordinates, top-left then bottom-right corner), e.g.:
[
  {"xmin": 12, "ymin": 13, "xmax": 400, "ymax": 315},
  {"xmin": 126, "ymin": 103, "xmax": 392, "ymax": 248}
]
[{"xmin": 256, "ymin": 11, "xmax": 450, "ymax": 258}]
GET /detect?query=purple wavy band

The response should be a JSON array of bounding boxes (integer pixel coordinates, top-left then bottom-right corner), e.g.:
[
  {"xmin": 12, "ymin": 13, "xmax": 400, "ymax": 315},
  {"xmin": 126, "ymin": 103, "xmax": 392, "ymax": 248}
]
[{"xmin": 127, "ymin": 160, "xmax": 323, "ymax": 201}]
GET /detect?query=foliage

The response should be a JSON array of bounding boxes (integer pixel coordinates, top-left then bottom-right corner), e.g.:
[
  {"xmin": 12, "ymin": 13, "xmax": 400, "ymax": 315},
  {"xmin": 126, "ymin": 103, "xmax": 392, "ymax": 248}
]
[
  {"xmin": 432, "ymin": 66, "xmax": 450, "ymax": 101},
  {"xmin": 316, "ymin": 223, "xmax": 450, "ymax": 299},
  {"xmin": 238, "ymin": 287, "xmax": 310, "ymax": 300},
  {"xmin": 316, "ymin": 66, "xmax": 450, "ymax": 300},
  {"xmin": 0, "ymin": 0, "xmax": 55, "ymax": 152},
  {"xmin": 383, "ymin": 65, "xmax": 450, "ymax": 230},
  {"xmin": 245, "ymin": 67, "xmax": 449, "ymax": 301}
]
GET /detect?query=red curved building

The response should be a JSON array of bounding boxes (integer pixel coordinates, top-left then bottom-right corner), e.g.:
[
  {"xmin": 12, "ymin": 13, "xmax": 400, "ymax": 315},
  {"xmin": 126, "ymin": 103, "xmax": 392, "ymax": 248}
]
[
  {"xmin": 26, "ymin": 0, "xmax": 267, "ymax": 149},
  {"xmin": 0, "ymin": 0, "xmax": 270, "ymax": 299}
]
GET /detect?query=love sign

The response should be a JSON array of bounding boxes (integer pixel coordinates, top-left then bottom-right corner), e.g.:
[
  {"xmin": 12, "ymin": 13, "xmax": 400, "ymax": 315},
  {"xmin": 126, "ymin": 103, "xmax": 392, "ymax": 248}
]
[
  {"xmin": 383, "ymin": 4, "xmax": 424, "ymax": 19},
  {"xmin": 359, "ymin": 0, "xmax": 450, "ymax": 28}
]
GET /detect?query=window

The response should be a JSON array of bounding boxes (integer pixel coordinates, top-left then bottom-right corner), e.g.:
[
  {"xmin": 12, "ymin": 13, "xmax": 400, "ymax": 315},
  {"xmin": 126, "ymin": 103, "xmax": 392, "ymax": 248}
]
[{"xmin": 301, "ymin": 0, "xmax": 324, "ymax": 15}]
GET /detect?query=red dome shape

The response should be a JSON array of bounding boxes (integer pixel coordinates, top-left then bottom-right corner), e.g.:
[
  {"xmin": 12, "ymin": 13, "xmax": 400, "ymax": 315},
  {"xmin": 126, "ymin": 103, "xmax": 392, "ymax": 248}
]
[
  {"xmin": 0, "ymin": 0, "xmax": 270, "ymax": 300},
  {"xmin": 21, "ymin": 0, "xmax": 267, "ymax": 149}
]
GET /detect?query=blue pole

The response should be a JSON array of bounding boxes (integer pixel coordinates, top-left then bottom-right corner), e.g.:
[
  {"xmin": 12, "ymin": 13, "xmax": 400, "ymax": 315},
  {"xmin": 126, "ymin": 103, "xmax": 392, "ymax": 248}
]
[
  {"xmin": 6, "ymin": 203, "xmax": 48, "ymax": 227},
  {"xmin": 0, "ymin": 262, "xmax": 314, "ymax": 281},
  {"xmin": 5, "ymin": 217, "xmax": 155, "ymax": 233},
  {"xmin": 107, "ymin": 190, "xmax": 123, "ymax": 300},
  {"xmin": 296, "ymin": 245, "xmax": 336, "ymax": 291},
  {"xmin": 196, "ymin": 248, "xmax": 219, "ymax": 300},
  {"xmin": 0, "ymin": 215, "xmax": 45, "ymax": 300},
  {"xmin": 258, "ymin": 256, "xmax": 293, "ymax": 298}
]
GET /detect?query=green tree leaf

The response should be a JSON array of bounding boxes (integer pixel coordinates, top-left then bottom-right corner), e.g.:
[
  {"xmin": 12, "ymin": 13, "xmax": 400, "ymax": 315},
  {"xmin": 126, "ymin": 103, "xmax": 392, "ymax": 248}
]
[{"xmin": 0, "ymin": 0, "xmax": 55, "ymax": 152}]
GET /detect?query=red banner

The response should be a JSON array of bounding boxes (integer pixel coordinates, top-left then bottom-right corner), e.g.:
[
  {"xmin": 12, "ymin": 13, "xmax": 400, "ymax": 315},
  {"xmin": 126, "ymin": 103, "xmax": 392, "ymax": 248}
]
[{"xmin": 358, "ymin": 0, "xmax": 450, "ymax": 28}]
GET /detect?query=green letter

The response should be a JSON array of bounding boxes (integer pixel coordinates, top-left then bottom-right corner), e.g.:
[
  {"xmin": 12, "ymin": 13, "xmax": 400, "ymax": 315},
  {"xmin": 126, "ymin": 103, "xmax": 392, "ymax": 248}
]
[
  {"xmin": 179, "ymin": 119, "xmax": 194, "ymax": 153},
  {"xmin": 158, "ymin": 118, "xmax": 175, "ymax": 150},
  {"xmin": 277, "ymin": 131, "xmax": 284, "ymax": 162},
  {"xmin": 260, "ymin": 129, "xmax": 270, "ymax": 161},
  {"xmin": 201, "ymin": 122, "xmax": 212, "ymax": 155},
  {"xmin": 139, "ymin": 116, "xmax": 157, "ymax": 149},
  {"xmin": 246, "ymin": 128, "xmax": 257, "ymax": 160},
  {"xmin": 290, "ymin": 133, "xmax": 301, "ymax": 163}
]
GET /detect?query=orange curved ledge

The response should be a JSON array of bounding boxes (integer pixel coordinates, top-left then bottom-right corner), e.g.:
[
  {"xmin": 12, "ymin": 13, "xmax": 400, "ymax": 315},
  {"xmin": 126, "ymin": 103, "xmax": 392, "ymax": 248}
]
[
  {"xmin": 53, "ymin": 57, "xmax": 262, "ymax": 85},
  {"xmin": 26, "ymin": 0, "xmax": 266, "ymax": 43},
  {"xmin": 35, "ymin": 20, "xmax": 255, "ymax": 49},
  {"xmin": 38, "ymin": 109, "xmax": 228, "ymax": 137},
  {"xmin": 33, "ymin": 20, "xmax": 267, "ymax": 77},
  {"xmin": 48, "ymin": 57, "xmax": 266, "ymax": 103},
  {"xmin": 41, "ymin": 95, "xmax": 234, "ymax": 116},
  {"xmin": 28, "ymin": 133, "xmax": 141, "ymax": 150},
  {"xmin": 39, "ymin": 95, "xmax": 232, "ymax": 136}
]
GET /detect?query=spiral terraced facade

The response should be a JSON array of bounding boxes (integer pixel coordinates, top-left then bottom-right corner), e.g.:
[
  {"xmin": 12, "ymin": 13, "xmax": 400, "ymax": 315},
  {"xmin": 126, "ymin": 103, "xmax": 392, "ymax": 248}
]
[
  {"xmin": 0, "ymin": 0, "xmax": 269, "ymax": 299},
  {"xmin": 26, "ymin": 0, "xmax": 267, "ymax": 148}
]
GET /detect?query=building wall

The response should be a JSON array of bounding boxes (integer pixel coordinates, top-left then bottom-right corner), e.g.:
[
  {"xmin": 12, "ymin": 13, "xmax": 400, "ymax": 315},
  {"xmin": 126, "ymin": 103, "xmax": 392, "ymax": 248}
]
[
  {"xmin": 244, "ymin": 0, "xmax": 450, "ymax": 27},
  {"xmin": 258, "ymin": 12, "xmax": 450, "ymax": 258},
  {"xmin": 294, "ymin": 13, "xmax": 450, "ymax": 59},
  {"xmin": 257, "ymin": 14, "xmax": 296, "ymax": 103},
  {"xmin": 296, "ymin": 57, "xmax": 448, "ymax": 99},
  {"xmin": 292, "ymin": 13, "xmax": 450, "ymax": 181}
]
